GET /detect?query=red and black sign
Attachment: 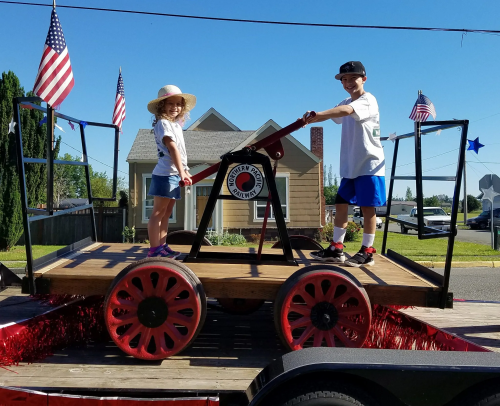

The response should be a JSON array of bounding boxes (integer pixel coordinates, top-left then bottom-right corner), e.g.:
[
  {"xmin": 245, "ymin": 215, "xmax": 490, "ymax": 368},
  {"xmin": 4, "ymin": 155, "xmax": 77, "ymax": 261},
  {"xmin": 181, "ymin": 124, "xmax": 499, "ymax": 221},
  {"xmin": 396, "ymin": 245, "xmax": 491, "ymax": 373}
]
[{"xmin": 227, "ymin": 164, "xmax": 264, "ymax": 200}]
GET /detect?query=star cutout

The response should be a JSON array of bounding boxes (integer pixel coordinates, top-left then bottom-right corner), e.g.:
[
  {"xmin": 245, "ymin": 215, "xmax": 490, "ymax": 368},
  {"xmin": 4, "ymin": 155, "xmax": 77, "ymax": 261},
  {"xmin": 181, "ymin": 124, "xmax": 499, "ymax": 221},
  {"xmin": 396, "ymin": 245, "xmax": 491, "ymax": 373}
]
[
  {"xmin": 39, "ymin": 116, "xmax": 47, "ymax": 126},
  {"xmin": 389, "ymin": 132, "xmax": 397, "ymax": 143},
  {"xmin": 481, "ymin": 185, "xmax": 500, "ymax": 203},
  {"xmin": 8, "ymin": 117, "xmax": 16, "ymax": 134},
  {"xmin": 467, "ymin": 137, "xmax": 484, "ymax": 154}
]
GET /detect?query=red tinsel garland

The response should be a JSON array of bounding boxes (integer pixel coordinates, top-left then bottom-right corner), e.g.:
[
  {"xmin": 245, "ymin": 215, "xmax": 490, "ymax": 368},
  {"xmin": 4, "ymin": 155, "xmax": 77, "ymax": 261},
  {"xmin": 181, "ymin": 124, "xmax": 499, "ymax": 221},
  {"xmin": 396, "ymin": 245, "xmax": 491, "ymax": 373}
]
[
  {"xmin": 1, "ymin": 296, "xmax": 106, "ymax": 369},
  {"xmin": 0, "ymin": 299, "xmax": 486, "ymax": 370}
]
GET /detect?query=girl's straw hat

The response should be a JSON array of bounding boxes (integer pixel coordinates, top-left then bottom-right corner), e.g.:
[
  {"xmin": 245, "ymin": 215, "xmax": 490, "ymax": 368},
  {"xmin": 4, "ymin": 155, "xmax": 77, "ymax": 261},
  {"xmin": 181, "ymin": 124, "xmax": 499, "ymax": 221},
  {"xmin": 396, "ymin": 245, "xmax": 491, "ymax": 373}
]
[{"xmin": 147, "ymin": 85, "xmax": 197, "ymax": 114}]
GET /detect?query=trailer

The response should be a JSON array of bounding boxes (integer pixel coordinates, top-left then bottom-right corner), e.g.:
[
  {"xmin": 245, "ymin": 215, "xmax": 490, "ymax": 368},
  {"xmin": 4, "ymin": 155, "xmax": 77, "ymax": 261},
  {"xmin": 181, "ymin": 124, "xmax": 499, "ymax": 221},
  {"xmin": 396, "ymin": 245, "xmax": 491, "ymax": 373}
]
[{"xmin": 2, "ymin": 96, "xmax": 499, "ymax": 405}]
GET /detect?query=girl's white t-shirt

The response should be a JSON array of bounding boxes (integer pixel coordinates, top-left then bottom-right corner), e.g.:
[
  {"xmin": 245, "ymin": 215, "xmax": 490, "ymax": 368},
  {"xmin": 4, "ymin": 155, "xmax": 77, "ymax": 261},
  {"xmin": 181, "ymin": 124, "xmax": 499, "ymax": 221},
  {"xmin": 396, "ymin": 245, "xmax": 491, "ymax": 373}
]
[
  {"xmin": 332, "ymin": 92, "xmax": 385, "ymax": 179},
  {"xmin": 152, "ymin": 119, "xmax": 189, "ymax": 176}
]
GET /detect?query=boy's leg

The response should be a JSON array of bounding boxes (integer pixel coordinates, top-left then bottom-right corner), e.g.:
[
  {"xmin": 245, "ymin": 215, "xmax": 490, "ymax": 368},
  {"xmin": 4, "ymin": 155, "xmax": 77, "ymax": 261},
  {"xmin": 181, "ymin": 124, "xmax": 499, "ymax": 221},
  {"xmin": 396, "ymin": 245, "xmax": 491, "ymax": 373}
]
[{"xmin": 344, "ymin": 175, "xmax": 385, "ymax": 267}]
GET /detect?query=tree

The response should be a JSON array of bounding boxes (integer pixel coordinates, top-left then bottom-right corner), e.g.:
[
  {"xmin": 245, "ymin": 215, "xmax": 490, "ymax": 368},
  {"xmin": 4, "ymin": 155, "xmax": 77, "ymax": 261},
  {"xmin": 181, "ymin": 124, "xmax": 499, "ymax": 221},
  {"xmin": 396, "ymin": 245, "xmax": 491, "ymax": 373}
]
[
  {"xmin": 423, "ymin": 195, "xmax": 440, "ymax": 207},
  {"xmin": 324, "ymin": 184, "xmax": 339, "ymax": 205},
  {"xmin": 0, "ymin": 71, "xmax": 48, "ymax": 250},
  {"xmin": 327, "ymin": 165, "xmax": 333, "ymax": 187},
  {"xmin": 462, "ymin": 194, "xmax": 481, "ymax": 213},
  {"xmin": 405, "ymin": 187, "xmax": 414, "ymax": 202}
]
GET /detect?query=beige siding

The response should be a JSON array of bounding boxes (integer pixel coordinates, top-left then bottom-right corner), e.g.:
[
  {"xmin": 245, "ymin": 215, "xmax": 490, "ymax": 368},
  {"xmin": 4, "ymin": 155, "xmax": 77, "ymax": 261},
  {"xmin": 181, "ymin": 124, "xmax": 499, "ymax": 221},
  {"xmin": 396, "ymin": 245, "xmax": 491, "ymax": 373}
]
[
  {"xmin": 191, "ymin": 114, "xmax": 234, "ymax": 131},
  {"xmin": 222, "ymin": 131, "xmax": 321, "ymax": 229}
]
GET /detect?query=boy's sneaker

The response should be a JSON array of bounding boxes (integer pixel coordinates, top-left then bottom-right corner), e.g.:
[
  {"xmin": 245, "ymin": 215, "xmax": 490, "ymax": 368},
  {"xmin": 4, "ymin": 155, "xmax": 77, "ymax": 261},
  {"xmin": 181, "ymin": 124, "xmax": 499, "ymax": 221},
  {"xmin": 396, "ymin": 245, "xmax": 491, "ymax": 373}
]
[
  {"xmin": 163, "ymin": 244, "xmax": 181, "ymax": 258},
  {"xmin": 345, "ymin": 246, "xmax": 376, "ymax": 267},
  {"xmin": 309, "ymin": 242, "xmax": 345, "ymax": 263},
  {"xmin": 147, "ymin": 246, "xmax": 178, "ymax": 259}
]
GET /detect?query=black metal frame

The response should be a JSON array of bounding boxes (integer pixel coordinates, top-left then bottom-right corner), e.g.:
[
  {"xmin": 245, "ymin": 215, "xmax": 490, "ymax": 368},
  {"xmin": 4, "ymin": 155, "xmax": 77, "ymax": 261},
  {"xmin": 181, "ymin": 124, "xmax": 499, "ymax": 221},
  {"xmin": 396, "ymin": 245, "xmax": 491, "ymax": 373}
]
[
  {"xmin": 380, "ymin": 120, "xmax": 469, "ymax": 308},
  {"xmin": 13, "ymin": 96, "xmax": 120, "ymax": 295},
  {"xmin": 186, "ymin": 149, "xmax": 296, "ymax": 265}
]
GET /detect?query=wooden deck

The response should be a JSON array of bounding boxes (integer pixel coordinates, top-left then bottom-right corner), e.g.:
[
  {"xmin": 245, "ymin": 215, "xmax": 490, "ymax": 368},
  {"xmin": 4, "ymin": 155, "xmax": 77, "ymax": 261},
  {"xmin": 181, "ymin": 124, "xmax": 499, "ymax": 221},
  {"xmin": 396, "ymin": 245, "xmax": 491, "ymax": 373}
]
[{"xmin": 33, "ymin": 243, "xmax": 441, "ymax": 307}]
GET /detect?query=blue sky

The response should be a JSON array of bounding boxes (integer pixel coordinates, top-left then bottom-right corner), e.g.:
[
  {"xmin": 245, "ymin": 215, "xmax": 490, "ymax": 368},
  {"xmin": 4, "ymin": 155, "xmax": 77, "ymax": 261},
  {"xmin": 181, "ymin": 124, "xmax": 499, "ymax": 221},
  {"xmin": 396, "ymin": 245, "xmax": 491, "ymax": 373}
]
[{"xmin": 1, "ymin": 0, "xmax": 500, "ymax": 200}]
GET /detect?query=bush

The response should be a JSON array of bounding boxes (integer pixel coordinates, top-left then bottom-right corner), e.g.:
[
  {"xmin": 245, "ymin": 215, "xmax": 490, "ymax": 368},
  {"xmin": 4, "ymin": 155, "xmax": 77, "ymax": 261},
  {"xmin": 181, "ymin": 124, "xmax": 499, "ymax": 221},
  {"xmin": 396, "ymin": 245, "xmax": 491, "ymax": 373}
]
[
  {"xmin": 345, "ymin": 221, "xmax": 361, "ymax": 242},
  {"xmin": 249, "ymin": 233, "xmax": 261, "ymax": 243},
  {"xmin": 122, "ymin": 226, "xmax": 135, "ymax": 243},
  {"xmin": 205, "ymin": 231, "xmax": 247, "ymax": 246}
]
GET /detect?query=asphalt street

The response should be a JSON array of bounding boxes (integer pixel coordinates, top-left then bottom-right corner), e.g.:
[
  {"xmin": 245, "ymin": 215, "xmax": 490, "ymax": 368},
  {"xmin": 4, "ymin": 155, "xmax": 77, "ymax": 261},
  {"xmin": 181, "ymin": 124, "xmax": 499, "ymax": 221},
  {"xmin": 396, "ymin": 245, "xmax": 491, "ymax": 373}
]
[{"xmin": 383, "ymin": 221, "xmax": 495, "ymax": 246}]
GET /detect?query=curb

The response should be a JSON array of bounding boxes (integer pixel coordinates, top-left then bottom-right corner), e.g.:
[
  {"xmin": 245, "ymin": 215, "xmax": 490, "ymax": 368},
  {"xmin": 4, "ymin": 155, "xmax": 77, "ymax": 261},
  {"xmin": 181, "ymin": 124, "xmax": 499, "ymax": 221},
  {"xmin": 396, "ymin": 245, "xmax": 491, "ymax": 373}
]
[{"xmin": 416, "ymin": 261, "xmax": 500, "ymax": 268}]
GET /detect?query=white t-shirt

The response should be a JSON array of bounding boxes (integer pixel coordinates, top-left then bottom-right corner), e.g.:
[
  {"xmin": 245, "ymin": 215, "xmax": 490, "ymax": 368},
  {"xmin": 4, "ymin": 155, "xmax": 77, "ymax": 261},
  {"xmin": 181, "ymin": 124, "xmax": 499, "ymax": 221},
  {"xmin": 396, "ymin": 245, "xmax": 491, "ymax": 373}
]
[
  {"xmin": 152, "ymin": 119, "xmax": 189, "ymax": 176},
  {"xmin": 332, "ymin": 92, "xmax": 385, "ymax": 179}
]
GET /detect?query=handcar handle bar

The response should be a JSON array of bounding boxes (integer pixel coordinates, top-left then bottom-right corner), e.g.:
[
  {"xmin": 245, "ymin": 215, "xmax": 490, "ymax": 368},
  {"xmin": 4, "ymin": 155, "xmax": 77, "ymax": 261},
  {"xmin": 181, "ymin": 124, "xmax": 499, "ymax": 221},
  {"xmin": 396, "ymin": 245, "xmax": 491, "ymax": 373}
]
[{"xmin": 180, "ymin": 111, "xmax": 316, "ymax": 187}]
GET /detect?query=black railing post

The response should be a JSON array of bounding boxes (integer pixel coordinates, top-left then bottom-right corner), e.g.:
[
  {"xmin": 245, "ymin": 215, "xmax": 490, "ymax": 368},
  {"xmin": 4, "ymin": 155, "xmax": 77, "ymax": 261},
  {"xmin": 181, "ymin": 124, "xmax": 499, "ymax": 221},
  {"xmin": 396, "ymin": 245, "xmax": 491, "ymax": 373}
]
[
  {"xmin": 80, "ymin": 124, "xmax": 98, "ymax": 242},
  {"xmin": 46, "ymin": 105, "xmax": 55, "ymax": 215},
  {"xmin": 382, "ymin": 138, "xmax": 399, "ymax": 254},
  {"xmin": 414, "ymin": 120, "xmax": 424, "ymax": 238},
  {"xmin": 13, "ymin": 98, "xmax": 36, "ymax": 295}
]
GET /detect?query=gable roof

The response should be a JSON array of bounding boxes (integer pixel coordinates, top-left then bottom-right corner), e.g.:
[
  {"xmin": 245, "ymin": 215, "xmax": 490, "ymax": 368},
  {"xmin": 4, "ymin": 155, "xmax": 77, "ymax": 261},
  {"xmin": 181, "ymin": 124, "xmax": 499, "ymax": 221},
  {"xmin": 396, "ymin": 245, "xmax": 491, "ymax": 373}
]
[
  {"xmin": 126, "ymin": 129, "xmax": 254, "ymax": 163},
  {"xmin": 187, "ymin": 108, "xmax": 240, "ymax": 131}
]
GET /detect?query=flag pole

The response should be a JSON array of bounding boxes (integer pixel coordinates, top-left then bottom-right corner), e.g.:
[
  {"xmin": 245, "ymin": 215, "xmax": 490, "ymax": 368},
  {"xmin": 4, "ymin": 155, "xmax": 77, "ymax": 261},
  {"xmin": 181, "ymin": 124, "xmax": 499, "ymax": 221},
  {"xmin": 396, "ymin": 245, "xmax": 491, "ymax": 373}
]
[{"xmin": 53, "ymin": 0, "xmax": 56, "ymax": 8}]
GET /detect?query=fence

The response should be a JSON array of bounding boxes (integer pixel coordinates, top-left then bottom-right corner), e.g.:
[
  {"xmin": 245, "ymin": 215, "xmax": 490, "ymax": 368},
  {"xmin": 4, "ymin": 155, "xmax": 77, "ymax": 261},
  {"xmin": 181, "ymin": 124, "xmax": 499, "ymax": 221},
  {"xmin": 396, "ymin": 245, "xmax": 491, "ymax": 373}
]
[{"xmin": 18, "ymin": 207, "xmax": 127, "ymax": 245}]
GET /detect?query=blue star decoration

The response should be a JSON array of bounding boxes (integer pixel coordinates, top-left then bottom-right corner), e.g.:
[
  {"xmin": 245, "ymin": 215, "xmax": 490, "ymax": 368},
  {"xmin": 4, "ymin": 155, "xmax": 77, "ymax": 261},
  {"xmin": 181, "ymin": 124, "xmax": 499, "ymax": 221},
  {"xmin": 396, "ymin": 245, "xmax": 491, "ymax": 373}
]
[{"xmin": 467, "ymin": 137, "xmax": 484, "ymax": 154}]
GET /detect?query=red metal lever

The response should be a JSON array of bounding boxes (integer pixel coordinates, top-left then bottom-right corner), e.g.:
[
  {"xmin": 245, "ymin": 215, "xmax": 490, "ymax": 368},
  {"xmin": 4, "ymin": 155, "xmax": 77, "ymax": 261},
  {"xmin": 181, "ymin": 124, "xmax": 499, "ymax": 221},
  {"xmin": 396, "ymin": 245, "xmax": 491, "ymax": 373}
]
[{"xmin": 179, "ymin": 111, "xmax": 316, "ymax": 187}]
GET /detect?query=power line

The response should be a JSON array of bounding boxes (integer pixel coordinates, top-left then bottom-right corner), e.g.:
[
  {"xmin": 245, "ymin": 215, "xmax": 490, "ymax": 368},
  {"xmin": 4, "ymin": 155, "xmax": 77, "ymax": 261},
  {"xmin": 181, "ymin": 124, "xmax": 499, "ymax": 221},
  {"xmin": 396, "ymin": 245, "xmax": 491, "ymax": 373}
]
[
  {"xmin": 59, "ymin": 140, "xmax": 128, "ymax": 176},
  {"xmin": 2, "ymin": 0, "xmax": 500, "ymax": 35}
]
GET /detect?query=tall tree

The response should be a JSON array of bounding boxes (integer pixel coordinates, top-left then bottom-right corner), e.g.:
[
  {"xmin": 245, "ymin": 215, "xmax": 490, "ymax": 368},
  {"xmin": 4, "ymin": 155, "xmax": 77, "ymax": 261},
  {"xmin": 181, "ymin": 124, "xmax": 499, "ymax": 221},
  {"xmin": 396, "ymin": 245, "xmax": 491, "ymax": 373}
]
[
  {"xmin": 0, "ymin": 71, "xmax": 53, "ymax": 250},
  {"xmin": 327, "ymin": 164, "xmax": 333, "ymax": 187},
  {"xmin": 405, "ymin": 187, "xmax": 414, "ymax": 202}
]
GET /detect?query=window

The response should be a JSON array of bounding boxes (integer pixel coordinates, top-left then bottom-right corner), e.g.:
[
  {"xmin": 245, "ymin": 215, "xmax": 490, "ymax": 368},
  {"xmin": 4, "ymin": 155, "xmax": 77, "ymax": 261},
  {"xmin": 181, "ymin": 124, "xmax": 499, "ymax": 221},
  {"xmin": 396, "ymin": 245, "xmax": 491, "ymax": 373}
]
[
  {"xmin": 254, "ymin": 174, "xmax": 289, "ymax": 221},
  {"xmin": 142, "ymin": 174, "xmax": 176, "ymax": 223}
]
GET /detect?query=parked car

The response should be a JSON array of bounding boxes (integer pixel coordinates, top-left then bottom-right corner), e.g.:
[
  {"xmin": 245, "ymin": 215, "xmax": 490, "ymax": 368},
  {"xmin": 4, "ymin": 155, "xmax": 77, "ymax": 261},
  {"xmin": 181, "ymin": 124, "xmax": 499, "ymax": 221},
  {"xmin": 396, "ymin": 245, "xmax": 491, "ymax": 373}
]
[
  {"xmin": 397, "ymin": 207, "xmax": 451, "ymax": 234},
  {"xmin": 467, "ymin": 209, "xmax": 500, "ymax": 230},
  {"xmin": 352, "ymin": 211, "xmax": 383, "ymax": 229}
]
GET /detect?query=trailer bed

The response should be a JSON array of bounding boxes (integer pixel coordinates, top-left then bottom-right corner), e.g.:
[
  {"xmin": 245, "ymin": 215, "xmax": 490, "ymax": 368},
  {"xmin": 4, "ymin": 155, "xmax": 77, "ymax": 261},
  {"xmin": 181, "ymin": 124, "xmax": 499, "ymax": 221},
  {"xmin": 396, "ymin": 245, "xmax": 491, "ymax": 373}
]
[{"xmin": 33, "ymin": 243, "xmax": 441, "ymax": 307}]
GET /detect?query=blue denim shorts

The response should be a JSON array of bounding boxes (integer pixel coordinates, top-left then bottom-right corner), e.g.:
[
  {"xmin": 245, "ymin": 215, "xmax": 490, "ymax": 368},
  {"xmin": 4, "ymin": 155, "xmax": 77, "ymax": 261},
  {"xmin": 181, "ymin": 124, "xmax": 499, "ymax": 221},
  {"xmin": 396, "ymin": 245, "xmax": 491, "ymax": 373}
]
[
  {"xmin": 335, "ymin": 175, "xmax": 386, "ymax": 207},
  {"xmin": 148, "ymin": 174, "xmax": 181, "ymax": 200}
]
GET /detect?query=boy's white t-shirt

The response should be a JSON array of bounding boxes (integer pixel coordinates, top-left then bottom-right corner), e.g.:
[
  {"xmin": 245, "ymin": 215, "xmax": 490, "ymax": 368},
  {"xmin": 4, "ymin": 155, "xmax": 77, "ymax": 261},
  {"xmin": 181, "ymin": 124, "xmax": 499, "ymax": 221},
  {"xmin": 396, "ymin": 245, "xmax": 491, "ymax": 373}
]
[
  {"xmin": 332, "ymin": 92, "xmax": 385, "ymax": 179},
  {"xmin": 152, "ymin": 119, "xmax": 189, "ymax": 176}
]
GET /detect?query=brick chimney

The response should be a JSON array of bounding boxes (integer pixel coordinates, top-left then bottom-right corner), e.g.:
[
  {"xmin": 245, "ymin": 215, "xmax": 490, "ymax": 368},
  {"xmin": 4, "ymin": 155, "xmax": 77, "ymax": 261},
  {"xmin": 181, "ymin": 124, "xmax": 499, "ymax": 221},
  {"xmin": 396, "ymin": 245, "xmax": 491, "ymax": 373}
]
[{"xmin": 310, "ymin": 127, "xmax": 325, "ymax": 226}]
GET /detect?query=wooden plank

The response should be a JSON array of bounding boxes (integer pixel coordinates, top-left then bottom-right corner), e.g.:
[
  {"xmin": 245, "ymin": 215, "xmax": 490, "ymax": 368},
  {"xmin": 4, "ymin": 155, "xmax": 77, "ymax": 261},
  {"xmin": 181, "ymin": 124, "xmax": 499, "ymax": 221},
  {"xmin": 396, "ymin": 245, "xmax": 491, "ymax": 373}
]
[
  {"xmin": 34, "ymin": 243, "xmax": 442, "ymax": 305},
  {"xmin": 401, "ymin": 302, "xmax": 500, "ymax": 352}
]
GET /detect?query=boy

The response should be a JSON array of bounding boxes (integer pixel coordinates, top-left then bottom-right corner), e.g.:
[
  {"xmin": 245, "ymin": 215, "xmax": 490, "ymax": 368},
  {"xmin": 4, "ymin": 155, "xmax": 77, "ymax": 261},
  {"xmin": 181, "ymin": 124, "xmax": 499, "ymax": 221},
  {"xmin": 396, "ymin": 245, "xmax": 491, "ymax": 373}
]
[{"xmin": 305, "ymin": 61, "xmax": 386, "ymax": 267}]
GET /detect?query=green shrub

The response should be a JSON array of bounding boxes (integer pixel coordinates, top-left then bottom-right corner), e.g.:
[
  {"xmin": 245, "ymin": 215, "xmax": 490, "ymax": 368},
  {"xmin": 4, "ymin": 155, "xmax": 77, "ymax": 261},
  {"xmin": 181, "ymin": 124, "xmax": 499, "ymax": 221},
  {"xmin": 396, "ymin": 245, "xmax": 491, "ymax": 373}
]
[
  {"xmin": 345, "ymin": 221, "xmax": 361, "ymax": 242},
  {"xmin": 205, "ymin": 231, "xmax": 247, "ymax": 246},
  {"xmin": 122, "ymin": 226, "xmax": 135, "ymax": 243}
]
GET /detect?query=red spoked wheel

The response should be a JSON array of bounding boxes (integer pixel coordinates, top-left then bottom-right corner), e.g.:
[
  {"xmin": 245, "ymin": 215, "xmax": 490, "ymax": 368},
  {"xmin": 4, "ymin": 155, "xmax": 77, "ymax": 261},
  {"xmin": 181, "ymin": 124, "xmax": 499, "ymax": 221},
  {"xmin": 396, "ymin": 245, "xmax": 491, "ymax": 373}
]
[
  {"xmin": 274, "ymin": 266, "xmax": 371, "ymax": 350},
  {"xmin": 104, "ymin": 258, "xmax": 206, "ymax": 360}
]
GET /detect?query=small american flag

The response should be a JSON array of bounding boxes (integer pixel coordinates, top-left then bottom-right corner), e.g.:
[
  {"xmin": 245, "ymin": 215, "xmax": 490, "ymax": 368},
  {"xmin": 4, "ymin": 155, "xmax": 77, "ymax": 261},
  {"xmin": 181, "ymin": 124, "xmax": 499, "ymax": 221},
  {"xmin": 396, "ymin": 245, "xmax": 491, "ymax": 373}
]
[
  {"xmin": 409, "ymin": 93, "xmax": 436, "ymax": 122},
  {"xmin": 33, "ymin": 7, "xmax": 74, "ymax": 107},
  {"xmin": 112, "ymin": 70, "xmax": 126, "ymax": 131}
]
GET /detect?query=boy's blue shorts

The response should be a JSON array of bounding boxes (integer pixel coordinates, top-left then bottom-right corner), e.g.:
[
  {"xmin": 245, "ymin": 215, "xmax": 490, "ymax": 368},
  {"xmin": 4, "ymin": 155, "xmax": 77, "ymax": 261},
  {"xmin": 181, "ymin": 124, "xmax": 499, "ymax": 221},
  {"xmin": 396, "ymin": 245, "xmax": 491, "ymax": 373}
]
[
  {"xmin": 335, "ymin": 175, "xmax": 386, "ymax": 207},
  {"xmin": 148, "ymin": 174, "xmax": 181, "ymax": 200}
]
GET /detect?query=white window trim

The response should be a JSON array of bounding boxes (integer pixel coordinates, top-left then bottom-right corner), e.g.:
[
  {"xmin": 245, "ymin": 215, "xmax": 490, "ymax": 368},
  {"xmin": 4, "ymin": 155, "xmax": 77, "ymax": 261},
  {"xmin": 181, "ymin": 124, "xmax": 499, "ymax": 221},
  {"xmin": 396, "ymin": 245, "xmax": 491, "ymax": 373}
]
[
  {"xmin": 253, "ymin": 173, "xmax": 290, "ymax": 222},
  {"xmin": 142, "ymin": 173, "xmax": 177, "ymax": 224}
]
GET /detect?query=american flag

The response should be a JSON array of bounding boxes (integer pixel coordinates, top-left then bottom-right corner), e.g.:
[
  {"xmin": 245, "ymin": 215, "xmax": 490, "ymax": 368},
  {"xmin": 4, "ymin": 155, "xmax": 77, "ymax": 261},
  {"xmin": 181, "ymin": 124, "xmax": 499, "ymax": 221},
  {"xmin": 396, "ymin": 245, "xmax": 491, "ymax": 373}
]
[
  {"xmin": 409, "ymin": 93, "xmax": 436, "ymax": 122},
  {"xmin": 33, "ymin": 8, "xmax": 74, "ymax": 107},
  {"xmin": 112, "ymin": 70, "xmax": 126, "ymax": 131}
]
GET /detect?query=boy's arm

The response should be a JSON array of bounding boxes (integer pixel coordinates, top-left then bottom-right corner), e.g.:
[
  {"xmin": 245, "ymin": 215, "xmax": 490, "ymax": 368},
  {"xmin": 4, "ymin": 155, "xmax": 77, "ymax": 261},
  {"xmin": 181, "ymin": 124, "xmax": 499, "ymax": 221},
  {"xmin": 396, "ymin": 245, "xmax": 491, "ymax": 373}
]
[
  {"xmin": 304, "ymin": 105, "xmax": 353, "ymax": 124},
  {"xmin": 163, "ymin": 136, "xmax": 192, "ymax": 185}
]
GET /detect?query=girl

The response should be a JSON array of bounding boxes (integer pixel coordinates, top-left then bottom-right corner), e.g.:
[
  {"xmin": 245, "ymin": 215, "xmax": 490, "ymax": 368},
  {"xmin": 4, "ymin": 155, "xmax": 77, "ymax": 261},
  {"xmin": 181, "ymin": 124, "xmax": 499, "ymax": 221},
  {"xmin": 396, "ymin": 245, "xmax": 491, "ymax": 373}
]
[{"xmin": 146, "ymin": 85, "xmax": 196, "ymax": 258}]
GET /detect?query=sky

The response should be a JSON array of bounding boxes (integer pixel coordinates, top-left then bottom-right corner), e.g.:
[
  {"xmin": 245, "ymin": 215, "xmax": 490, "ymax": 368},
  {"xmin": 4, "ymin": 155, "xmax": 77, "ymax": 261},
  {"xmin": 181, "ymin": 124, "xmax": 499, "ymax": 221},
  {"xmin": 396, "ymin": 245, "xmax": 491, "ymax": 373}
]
[{"xmin": 1, "ymin": 0, "xmax": 500, "ymax": 200}]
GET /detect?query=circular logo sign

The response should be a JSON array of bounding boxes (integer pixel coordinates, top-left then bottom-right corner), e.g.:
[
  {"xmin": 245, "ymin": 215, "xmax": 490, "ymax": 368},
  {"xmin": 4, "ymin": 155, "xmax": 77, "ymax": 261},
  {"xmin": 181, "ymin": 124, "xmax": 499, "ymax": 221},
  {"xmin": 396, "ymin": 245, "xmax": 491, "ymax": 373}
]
[{"xmin": 227, "ymin": 164, "xmax": 264, "ymax": 200}]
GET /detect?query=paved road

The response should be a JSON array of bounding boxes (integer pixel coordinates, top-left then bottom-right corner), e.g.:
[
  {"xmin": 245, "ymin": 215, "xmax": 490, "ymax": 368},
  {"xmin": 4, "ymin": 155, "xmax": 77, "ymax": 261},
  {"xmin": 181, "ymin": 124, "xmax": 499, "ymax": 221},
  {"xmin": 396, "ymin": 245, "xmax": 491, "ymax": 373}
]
[
  {"xmin": 382, "ymin": 221, "xmax": 495, "ymax": 246},
  {"xmin": 433, "ymin": 267, "xmax": 500, "ymax": 302}
]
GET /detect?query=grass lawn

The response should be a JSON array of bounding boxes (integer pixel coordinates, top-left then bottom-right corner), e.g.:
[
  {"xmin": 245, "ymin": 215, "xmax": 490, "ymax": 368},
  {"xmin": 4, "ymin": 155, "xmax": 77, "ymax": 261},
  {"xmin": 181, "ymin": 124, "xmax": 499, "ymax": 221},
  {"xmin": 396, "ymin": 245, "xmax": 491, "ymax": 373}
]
[
  {"xmin": 0, "ymin": 245, "xmax": 65, "ymax": 267},
  {"xmin": 323, "ymin": 230, "xmax": 500, "ymax": 262}
]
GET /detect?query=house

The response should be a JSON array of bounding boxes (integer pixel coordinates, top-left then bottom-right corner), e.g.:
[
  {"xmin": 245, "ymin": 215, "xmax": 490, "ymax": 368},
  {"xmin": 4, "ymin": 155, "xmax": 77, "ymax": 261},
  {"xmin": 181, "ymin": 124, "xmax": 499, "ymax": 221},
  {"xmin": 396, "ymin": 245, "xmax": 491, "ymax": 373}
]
[
  {"xmin": 127, "ymin": 108, "xmax": 324, "ymax": 241},
  {"xmin": 389, "ymin": 201, "xmax": 417, "ymax": 215}
]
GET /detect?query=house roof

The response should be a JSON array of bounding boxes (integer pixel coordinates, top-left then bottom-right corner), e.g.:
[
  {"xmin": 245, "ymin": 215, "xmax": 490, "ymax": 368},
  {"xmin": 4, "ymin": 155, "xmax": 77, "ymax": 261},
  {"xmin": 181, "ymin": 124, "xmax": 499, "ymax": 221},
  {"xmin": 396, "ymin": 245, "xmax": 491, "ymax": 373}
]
[
  {"xmin": 127, "ymin": 108, "xmax": 320, "ymax": 164},
  {"xmin": 127, "ymin": 129, "xmax": 254, "ymax": 162}
]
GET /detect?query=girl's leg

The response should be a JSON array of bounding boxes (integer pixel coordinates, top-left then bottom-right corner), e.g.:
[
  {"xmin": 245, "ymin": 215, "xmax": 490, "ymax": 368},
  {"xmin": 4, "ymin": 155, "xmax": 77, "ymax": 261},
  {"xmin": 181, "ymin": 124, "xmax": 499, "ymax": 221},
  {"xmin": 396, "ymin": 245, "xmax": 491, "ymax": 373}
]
[
  {"xmin": 159, "ymin": 199, "xmax": 176, "ymax": 245},
  {"xmin": 148, "ymin": 196, "xmax": 171, "ymax": 248}
]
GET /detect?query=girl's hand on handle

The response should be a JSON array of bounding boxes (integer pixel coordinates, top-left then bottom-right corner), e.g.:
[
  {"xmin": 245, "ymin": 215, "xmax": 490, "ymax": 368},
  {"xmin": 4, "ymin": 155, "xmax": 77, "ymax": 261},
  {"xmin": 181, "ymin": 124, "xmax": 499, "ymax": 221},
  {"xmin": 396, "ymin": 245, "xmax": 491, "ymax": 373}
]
[{"xmin": 181, "ymin": 172, "xmax": 192, "ymax": 186}]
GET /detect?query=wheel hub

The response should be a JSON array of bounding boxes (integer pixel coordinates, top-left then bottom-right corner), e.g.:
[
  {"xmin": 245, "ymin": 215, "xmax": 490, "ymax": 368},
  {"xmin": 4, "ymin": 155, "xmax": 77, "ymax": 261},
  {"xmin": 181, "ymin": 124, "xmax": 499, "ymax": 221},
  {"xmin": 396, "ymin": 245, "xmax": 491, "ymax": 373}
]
[
  {"xmin": 310, "ymin": 301, "xmax": 338, "ymax": 331},
  {"xmin": 137, "ymin": 297, "xmax": 169, "ymax": 328}
]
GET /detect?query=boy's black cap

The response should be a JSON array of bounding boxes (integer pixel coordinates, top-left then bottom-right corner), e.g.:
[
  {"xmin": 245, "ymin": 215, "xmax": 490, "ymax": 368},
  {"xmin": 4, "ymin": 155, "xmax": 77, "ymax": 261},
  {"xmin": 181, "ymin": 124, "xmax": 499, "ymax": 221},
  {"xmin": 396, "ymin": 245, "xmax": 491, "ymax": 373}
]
[{"xmin": 335, "ymin": 61, "xmax": 366, "ymax": 80}]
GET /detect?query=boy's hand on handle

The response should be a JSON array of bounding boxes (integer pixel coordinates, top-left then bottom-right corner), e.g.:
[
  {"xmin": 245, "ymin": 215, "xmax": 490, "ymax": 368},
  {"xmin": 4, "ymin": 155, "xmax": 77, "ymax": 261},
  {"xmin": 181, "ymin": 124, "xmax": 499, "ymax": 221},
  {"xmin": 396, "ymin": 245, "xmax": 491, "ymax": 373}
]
[{"xmin": 301, "ymin": 111, "xmax": 317, "ymax": 127}]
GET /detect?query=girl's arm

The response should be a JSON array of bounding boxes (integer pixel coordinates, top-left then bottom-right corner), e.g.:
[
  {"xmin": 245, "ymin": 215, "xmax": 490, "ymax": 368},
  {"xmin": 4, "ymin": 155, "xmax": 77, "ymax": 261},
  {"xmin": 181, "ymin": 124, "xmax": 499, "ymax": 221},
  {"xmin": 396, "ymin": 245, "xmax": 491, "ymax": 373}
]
[{"xmin": 163, "ymin": 137, "xmax": 192, "ymax": 186}]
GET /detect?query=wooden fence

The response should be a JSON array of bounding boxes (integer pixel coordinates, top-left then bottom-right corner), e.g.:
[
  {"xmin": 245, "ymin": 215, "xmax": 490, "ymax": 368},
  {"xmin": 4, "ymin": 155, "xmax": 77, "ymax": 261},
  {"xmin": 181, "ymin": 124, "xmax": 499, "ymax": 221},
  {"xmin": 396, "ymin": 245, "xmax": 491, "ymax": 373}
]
[{"xmin": 18, "ymin": 207, "xmax": 127, "ymax": 245}]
